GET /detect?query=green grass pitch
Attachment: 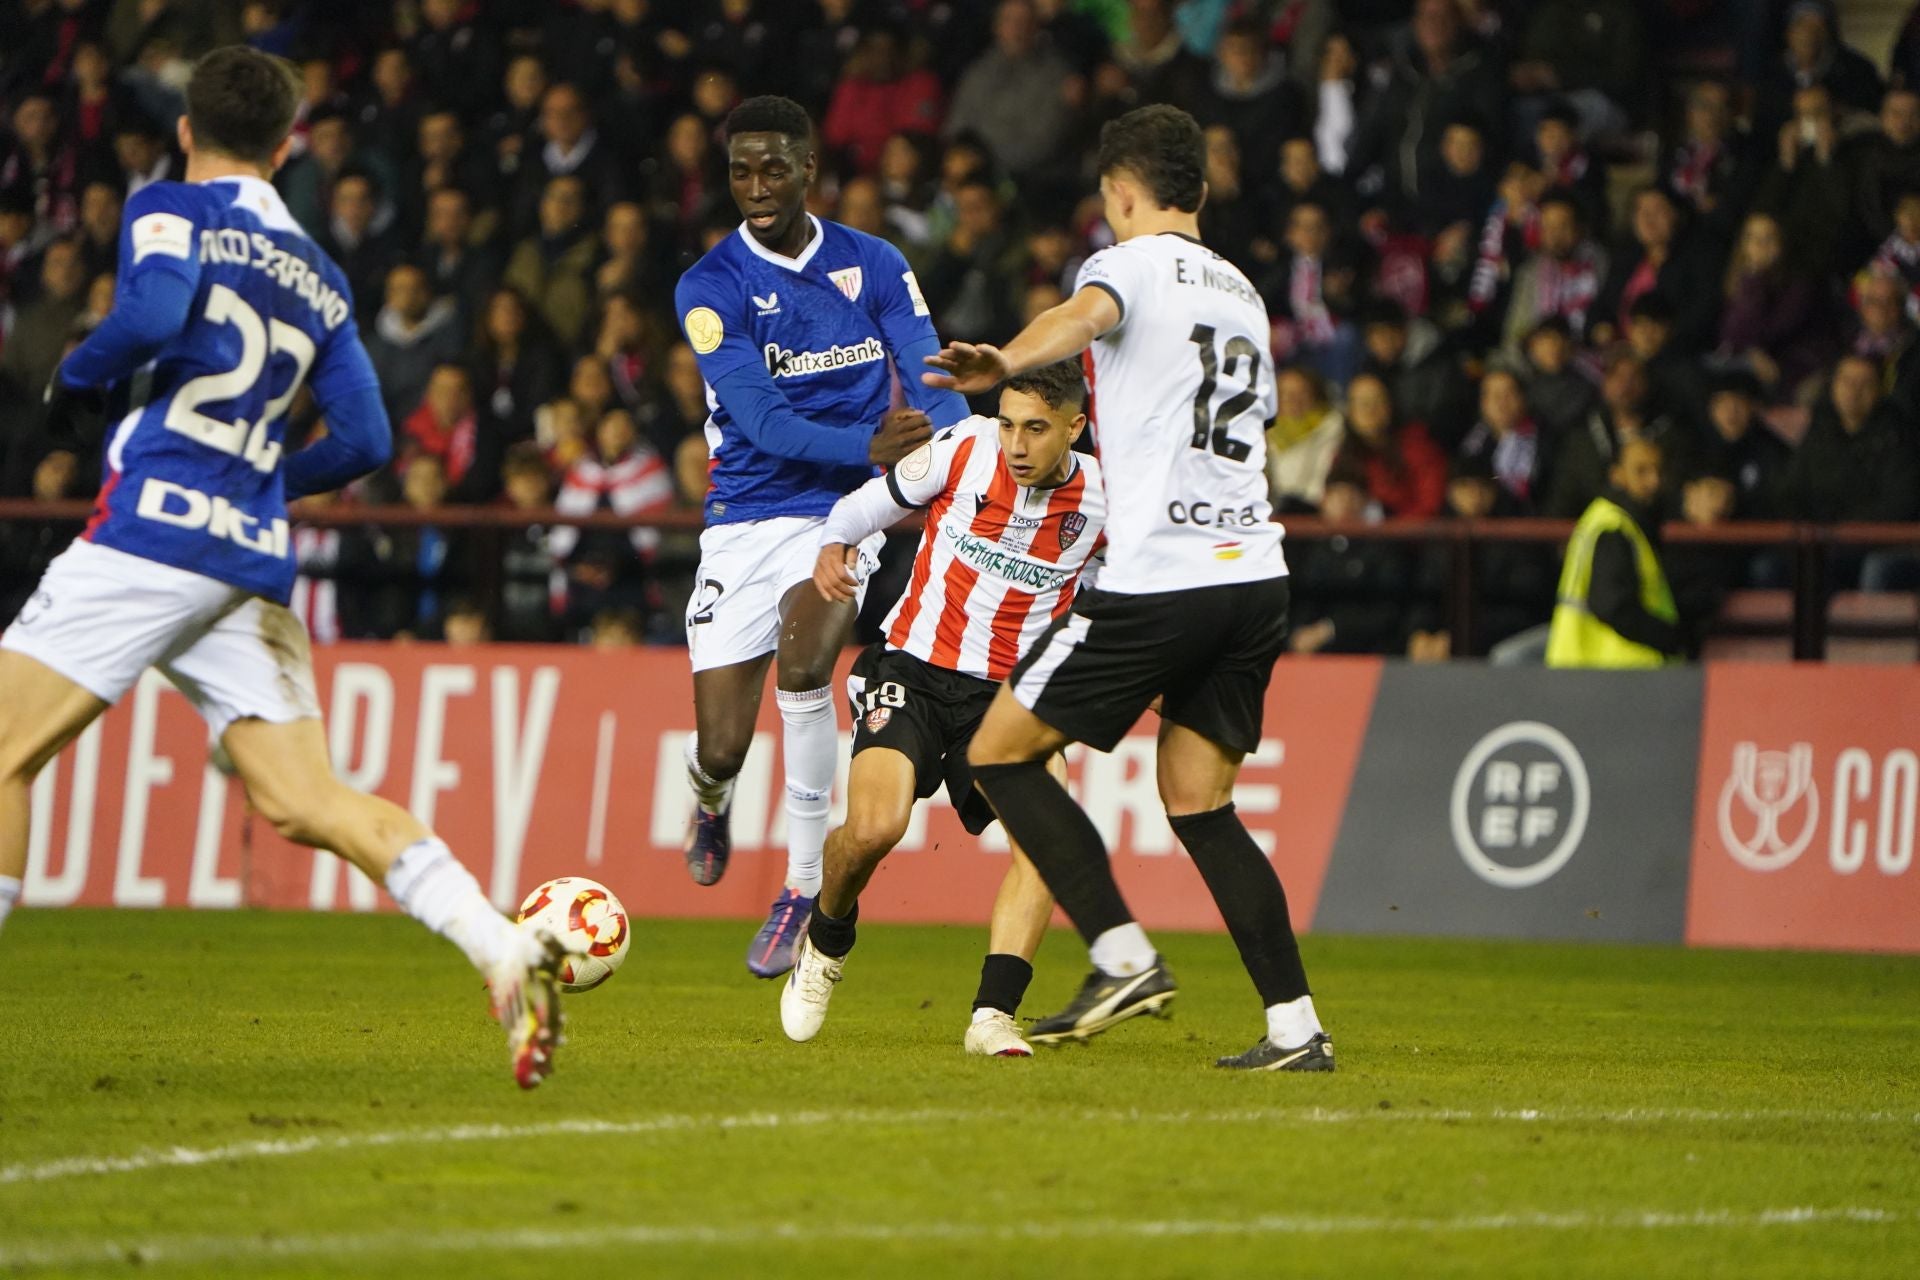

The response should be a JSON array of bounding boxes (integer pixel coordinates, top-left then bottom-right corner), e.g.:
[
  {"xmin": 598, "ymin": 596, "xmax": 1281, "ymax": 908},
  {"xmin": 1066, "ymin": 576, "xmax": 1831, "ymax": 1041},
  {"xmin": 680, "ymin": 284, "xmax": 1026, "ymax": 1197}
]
[{"xmin": 1, "ymin": 911, "xmax": 1915, "ymax": 1278}]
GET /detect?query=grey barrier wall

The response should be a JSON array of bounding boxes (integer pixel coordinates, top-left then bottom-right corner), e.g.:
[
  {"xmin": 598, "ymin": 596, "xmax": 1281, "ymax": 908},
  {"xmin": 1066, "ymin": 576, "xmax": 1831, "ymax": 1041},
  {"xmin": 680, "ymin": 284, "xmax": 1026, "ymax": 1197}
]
[{"xmin": 1313, "ymin": 667, "xmax": 1705, "ymax": 943}]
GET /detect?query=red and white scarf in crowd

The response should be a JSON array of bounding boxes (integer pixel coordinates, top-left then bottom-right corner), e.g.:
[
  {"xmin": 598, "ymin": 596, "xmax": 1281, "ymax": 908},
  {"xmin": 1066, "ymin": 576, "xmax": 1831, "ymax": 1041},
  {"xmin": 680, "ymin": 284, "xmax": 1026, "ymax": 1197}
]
[
  {"xmin": 1533, "ymin": 246, "xmax": 1603, "ymax": 338},
  {"xmin": 1668, "ymin": 140, "xmax": 1719, "ymax": 208},
  {"xmin": 1289, "ymin": 255, "xmax": 1336, "ymax": 345},
  {"xmin": 1872, "ymin": 232, "xmax": 1920, "ymax": 323},
  {"xmin": 550, "ymin": 446, "xmax": 675, "ymax": 560}
]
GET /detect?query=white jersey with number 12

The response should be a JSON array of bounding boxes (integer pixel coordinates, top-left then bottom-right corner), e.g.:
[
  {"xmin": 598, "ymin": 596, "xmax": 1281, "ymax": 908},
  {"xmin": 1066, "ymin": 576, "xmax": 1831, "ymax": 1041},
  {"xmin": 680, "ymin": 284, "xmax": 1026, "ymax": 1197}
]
[{"xmin": 1073, "ymin": 231, "xmax": 1284, "ymax": 594}]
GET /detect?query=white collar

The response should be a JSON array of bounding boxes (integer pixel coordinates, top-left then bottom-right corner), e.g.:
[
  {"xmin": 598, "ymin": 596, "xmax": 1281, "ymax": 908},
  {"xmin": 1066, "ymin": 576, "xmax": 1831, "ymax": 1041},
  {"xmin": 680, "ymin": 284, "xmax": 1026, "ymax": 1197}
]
[
  {"xmin": 737, "ymin": 214, "xmax": 825, "ymax": 273},
  {"xmin": 209, "ymin": 174, "xmax": 304, "ymax": 236}
]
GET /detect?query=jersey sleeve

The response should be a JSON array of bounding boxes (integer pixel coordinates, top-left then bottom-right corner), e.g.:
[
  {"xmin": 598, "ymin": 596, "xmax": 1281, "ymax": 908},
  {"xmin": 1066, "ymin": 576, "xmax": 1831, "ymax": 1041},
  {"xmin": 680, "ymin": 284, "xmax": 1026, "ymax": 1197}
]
[
  {"xmin": 674, "ymin": 266, "xmax": 761, "ymax": 384},
  {"xmin": 866, "ymin": 237, "xmax": 968, "ymax": 427},
  {"xmin": 1073, "ymin": 245, "xmax": 1154, "ymax": 330},
  {"xmin": 119, "ymin": 184, "xmax": 205, "ymax": 288},
  {"xmin": 886, "ymin": 416, "xmax": 986, "ymax": 508}
]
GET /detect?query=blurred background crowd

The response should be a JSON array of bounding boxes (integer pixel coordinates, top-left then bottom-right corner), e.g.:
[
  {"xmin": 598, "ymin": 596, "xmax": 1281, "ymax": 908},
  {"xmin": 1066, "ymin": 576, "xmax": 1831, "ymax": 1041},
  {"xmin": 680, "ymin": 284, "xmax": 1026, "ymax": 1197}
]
[{"xmin": 2, "ymin": 0, "xmax": 1918, "ymax": 656}]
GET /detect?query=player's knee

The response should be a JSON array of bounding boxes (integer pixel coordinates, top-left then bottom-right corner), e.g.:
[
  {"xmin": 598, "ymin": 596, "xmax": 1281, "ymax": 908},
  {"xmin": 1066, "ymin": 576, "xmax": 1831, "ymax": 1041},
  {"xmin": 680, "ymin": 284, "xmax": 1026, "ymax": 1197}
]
[
  {"xmin": 842, "ymin": 807, "xmax": 909, "ymax": 860},
  {"xmin": 695, "ymin": 735, "xmax": 751, "ymax": 782},
  {"xmin": 775, "ymin": 660, "xmax": 836, "ymax": 695}
]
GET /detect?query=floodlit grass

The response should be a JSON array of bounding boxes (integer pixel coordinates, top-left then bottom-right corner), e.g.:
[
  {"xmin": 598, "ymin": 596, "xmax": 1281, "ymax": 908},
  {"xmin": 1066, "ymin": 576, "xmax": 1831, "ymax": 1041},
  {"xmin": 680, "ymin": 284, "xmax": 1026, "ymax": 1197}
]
[{"xmin": 1, "ymin": 911, "xmax": 1915, "ymax": 1277}]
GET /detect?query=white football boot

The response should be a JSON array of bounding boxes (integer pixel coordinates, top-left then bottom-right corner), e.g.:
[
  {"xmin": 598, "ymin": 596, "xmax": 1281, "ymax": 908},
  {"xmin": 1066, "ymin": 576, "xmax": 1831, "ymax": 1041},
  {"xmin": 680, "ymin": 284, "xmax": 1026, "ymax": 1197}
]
[
  {"xmin": 488, "ymin": 927, "xmax": 565, "ymax": 1089},
  {"xmin": 779, "ymin": 935, "xmax": 844, "ymax": 1042},
  {"xmin": 963, "ymin": 1010, "xmax": 1034, "ymax": 1057}
]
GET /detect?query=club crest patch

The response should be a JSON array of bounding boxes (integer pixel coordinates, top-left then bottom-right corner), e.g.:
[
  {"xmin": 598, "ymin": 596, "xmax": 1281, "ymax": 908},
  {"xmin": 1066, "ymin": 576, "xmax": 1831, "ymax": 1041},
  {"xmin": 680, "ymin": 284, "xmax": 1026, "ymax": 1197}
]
[
  {"xmin": 1058, "ymin": 511, "xmax": 1087, "ymax": 551},
  {"xmin": 829, "ymin": 266, "xmax": 863, "ymax": 301},
  {"xmin": 866, "ymin": 706, "xmax": 892, "ymax": 732}
]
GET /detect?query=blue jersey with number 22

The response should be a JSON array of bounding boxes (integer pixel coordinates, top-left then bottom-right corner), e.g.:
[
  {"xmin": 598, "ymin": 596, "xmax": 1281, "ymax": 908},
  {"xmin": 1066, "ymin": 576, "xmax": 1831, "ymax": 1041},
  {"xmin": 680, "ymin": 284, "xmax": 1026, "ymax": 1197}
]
[{"xmin": 82, "ymin": 176, "xmax": 375, "ymax": 604}]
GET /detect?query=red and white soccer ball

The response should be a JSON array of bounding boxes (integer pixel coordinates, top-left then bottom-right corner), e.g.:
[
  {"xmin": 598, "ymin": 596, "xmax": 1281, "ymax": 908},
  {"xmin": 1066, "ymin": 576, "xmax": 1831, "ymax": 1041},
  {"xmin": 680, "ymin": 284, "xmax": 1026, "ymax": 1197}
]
[{"xmin": 515, "ymin": 876, "xmax": 631, "ymax": 993}]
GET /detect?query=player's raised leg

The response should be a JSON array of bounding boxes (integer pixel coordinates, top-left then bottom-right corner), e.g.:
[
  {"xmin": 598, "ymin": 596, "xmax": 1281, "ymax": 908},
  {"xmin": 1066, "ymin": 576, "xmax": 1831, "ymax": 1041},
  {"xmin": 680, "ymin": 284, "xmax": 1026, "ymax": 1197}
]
[
  {"xmin": 969, "ymin": 692, "xmax": 1177, "ymax": 1044},
  {"xmin": 748, "ymin": 579, "xmax": 860, "ymax": 978},
  {"xmin": 220, "ymin": 712, "xmax": 566, "ymax": 1087},
  {"xmin": 780, "ymin": 744, "xmax": 913, "ymax": 1040},
  {"xmin": 685, "ymin": 654, "xmax": 774, "ymax": 886},
  {"xmin": 0, "ymin": 652, "xmax": 111, "ymax": 938},
  {"xmin": 1155, "ymin": 720, "xmax": 1330, "ymax": 1072}
]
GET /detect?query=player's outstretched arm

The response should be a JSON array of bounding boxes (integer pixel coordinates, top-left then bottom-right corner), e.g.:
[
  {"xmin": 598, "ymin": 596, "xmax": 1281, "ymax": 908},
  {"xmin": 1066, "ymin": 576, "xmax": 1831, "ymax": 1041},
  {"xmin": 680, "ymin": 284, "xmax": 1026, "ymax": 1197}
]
[
  {"xmin": 58, "ymin": 188, "xmax": 204, "ymax": 394},
  {"xmin": 921, "ymin": 288, "xmax": 1120, "ymax": 395},
  {"xmin": 867, "ymin": 240, "xmax": 970, "ymax": 428},
  {"xmin": 813, "ymin": 420, "xmax": 968, "ymax": 601}
]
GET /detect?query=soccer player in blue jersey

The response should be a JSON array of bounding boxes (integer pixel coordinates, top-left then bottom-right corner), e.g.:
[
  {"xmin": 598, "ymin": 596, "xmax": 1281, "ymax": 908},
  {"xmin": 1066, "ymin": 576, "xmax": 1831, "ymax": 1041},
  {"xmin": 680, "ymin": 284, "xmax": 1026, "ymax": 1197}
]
[
  {"xmin": 675, "ymin": 96, "xmax": 969, "ymax": 977},
  {"xmin": 0, "ymin": 48, "xmax": 568, "ymax": 1089}
]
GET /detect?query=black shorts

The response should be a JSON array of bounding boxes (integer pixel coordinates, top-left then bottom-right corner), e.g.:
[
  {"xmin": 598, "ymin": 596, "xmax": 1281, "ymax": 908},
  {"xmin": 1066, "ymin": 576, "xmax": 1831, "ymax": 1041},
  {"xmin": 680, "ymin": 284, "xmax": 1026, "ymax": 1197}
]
[
  {"xmin": 1007, "ymin": 577, "xmax": 1291, "ymax": 755},
  {"xmin": 847, "ymin": 645, "xmax": 1000, "ymax": 835}
]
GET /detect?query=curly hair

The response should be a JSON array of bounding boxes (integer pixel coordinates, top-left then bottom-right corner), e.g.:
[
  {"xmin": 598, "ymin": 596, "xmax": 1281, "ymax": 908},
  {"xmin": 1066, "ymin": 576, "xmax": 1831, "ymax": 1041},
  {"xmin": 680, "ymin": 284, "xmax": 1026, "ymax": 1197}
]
[{"xmin": 724, "ymin": 95, "xmax": 814, "ymax": 145}]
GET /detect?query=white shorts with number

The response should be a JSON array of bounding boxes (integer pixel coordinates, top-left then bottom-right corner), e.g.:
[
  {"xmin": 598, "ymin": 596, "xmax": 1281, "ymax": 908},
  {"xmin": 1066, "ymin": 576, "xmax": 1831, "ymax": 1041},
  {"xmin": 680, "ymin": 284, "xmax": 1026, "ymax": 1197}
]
[
  {"xmin": 685, "ymin": 515, "xmax": 884, "ymax": 673},
  {"xmin": 2, "ymin": 539, "xmax": 322, "ymax": 739}
]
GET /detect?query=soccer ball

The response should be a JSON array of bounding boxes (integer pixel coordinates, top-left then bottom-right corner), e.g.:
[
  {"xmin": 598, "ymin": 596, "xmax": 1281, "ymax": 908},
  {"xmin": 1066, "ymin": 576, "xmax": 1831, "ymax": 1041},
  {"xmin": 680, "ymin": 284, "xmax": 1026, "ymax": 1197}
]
[{"xmin": 516, "ymin": 877, "xmax": 631, "ymax": 992}]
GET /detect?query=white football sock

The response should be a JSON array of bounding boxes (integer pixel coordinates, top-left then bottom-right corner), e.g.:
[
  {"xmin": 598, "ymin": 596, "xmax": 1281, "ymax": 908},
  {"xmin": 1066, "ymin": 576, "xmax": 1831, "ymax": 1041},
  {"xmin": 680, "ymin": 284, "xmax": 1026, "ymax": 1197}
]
[
  {"xmin": 384, "ymin": 838, "xmax": 519, "ymax": 972},
  {"xmin": 777, "ymin": 686, "xmax": 834, "ymax": 896},
  {"xmin": 1265, "ymin": 994, "xmax": 1324, "ymax": 1047},
  {"xmin": 1089, "ymin": 922, "xmax": 1156, "ymax": 977},
  {"xmin": 0, "ymin": 875, "xmax": 20, "ymax": 935},
  {"xmin": 684, "ymin": 732, "xmax": 736, "ymax": 816}
]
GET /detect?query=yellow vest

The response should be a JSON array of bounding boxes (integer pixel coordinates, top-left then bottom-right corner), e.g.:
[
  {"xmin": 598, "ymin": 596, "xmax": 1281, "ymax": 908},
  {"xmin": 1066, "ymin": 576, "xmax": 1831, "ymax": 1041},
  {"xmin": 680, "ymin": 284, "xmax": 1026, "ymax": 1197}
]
[{"xmin": 1545, "ymin": 497, "xmax": 1678, "ymax": 669}]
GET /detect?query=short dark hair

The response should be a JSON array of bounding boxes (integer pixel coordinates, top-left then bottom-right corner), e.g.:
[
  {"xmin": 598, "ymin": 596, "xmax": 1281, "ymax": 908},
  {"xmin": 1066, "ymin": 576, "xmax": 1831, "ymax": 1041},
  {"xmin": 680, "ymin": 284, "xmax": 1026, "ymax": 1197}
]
[
  {"xmin": 186, "ymin": 46, "xmax": 301, "ymax": 165},
  {"xmin": 724, "ymin": 95, "xmax": 813, "ymax": 146},
  {"xmin": 1096, "ymin": 105, "xmax": 1205, "ymax": 213},
  {"xmin": 1004, "ymin": 360, "xmax": 1087, "ymax": 413}
]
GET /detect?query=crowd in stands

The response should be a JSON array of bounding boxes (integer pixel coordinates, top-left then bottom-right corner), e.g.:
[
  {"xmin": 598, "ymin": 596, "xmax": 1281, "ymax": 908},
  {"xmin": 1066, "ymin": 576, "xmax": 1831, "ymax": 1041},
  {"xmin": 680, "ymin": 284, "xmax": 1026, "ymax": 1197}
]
[{"xmin": 2, "ymin": 0, "xmax": 1919, "ymax": 656}]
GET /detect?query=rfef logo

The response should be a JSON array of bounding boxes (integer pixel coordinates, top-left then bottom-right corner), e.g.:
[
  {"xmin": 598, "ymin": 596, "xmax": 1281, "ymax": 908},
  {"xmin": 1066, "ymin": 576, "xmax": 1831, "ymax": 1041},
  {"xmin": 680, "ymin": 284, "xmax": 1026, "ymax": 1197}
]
[
  {"xmin": 1718, "ymin": 742, "xmax": 1818, "ymax": 871},
  {"xmin": 1449, "ymin": 721, "xmax": 1591, "ymax": 888}
]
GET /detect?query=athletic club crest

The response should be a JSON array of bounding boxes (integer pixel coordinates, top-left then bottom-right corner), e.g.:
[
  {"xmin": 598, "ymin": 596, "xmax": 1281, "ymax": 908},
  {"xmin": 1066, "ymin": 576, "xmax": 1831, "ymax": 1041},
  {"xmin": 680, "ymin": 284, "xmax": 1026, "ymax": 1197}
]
[
  {"xmin": 866, "ymin": 706, "xmax": 892, "ymax": 732},
  {"xmin": 1058, "ymin": 511, "xmax": 1087, "ymax": 551},
  {"xmin": 829, "ymin": 266, "xmax": 863, "ymax": 300}
]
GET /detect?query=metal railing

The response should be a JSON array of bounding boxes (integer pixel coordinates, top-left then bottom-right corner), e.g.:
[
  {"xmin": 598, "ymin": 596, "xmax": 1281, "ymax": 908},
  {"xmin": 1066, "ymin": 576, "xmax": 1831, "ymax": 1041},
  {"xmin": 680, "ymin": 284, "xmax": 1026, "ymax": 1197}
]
[{"xmin": 3, "ymin": 501, "xmax": 1916, "ymax": 660}]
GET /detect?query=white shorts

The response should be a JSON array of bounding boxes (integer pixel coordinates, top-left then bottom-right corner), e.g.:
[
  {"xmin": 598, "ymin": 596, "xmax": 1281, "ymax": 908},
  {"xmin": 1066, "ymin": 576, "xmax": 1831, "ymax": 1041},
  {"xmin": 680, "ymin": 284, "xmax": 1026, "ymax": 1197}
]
[
  {"xmin": 685, "ymin": 516, "xmax": 884, "ymax": 673},
  {"xmin": 2, "ymin": 540, "xmax": 322, "ymax": 739}
]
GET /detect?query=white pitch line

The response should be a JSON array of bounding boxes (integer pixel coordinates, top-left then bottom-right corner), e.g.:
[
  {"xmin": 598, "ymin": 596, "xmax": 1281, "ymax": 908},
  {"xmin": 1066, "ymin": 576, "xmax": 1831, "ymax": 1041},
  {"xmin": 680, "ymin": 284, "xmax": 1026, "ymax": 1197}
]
[
  {"xmin": 0, "ymin": 1205, "xmax": 1910, "ymax": 1271},
  {"xmin": 2, "ymin": 1104, "xmax": 1914, "ymax": 1190}
]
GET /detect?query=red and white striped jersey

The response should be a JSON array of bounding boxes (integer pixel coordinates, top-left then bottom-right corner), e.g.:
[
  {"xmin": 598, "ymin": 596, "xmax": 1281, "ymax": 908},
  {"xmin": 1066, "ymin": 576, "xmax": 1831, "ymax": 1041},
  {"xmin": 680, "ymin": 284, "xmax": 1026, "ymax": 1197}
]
[{"xmin": 866, "ymin": 417, "xmax": 1105, "ymax": 682}]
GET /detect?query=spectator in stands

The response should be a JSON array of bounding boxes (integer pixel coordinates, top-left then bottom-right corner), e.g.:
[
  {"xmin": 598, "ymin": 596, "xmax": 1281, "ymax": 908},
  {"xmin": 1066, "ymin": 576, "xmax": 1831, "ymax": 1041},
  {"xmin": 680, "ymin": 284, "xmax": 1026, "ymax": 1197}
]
[
  {"xmin": 1662, "ymin": 79, "xmax": 1758, "ymax": 246},
  {"xmin": 1112, "ymin": 0, "xmax": 1210, "ymax": 114},
  {"xmin": 1758, "ymin": 84, "xmax": 1853, "ymax": 280},
  {"xmin": 1715, "ymin": 212, "xmax": 1830, "ymax": 400},
  {"xmin": 1459, "ymin": 369, "xmax": 1543, "ymax": 511},
  {"xmin": 402, "ymin": 108, "xmax": 490, "ymax": 241},
  {"xmin": 594, "ymin": 201, "xmax": 666, "ymax": 305},
  {"xmin": 111, "ymin": 113, "xmax": 175, "ymax": 198},
  {"xmin": 321, "ymin": 170, "xmax": 399, "ymax": 324},
  {"xmin": 1764, "ymin": 0, "xmax": 1884, "ymax": 128},
  {"xmin": 512, "ymin": 83, "xmax": 625, "ymax": 240},
  {"xmin": 441, "ymin": 597, "xmax": 492, "ymax": 646},
  {"xmin": 1529, "ymin": 100, "xmax": 1610, "ymax": 236},
  {"xmin": 635, "ymin": 340, "xmax": 709, "ymax": 464},
  {"xmin": 1546, "ymin": 437, "xmax": 1683, "ymax": 668},
  {"xmin": 1688, "ymin": 372, "xmax": 1790, "ymax": 520},
  {"xmin": 1265, "ymin": 199, "xmax": 1362, "ymax": 385},
  {"xmin": 1596, "ymin": 185, "xmax": 1720, "ymax": 352},
  {"xmin": 403, "ymin": 363, "xmax": 482, "ymax": 496},
  {"xmin": 1199, "ymin": 18, "xmax": 1302, "ymax": 190},
  {"xmin": 505, "ymin": 174, "xmax": 597, "ymax": 349},
  {"xmin": 823, "ymin": 25, "xmax": 942, "ymax": 174},
  {"xmin": 1333, "ymin": 371, "xmax": 1447, "ymax": 519},
  {"xmin": 1783, "ymin": 354, "xmax": 1920, "ymax": 529},
  {"xmin": 1359, "ymin": 301, "xmax": 1473, "ymax": 450},
  {"xmin": 1545, "ymin": 349, "xmax": 1681, "ymax": 518},
  {"xmin": 497, "ymin": 442, "xmax": 563, "ymax": 643},
  {"xmin": 1512, "ymin": 1, "xmax": 1646, "ymax": 142},
  {"xmin": 74, "ymin": 181, "xmax": 120, "ymax": 281},
  {"xmin": 367, "ymin": 263, "xmax": 465, "ymax": 433},
  {"xmin": 1868, "ymin": 191, "xmax": 1920, "ymax": 317},
  {"xmin": 1417, "ymin": 114, "xmax": 1498, "ymax": 243},
  {"xmin": 1349, "ymin": 0, "xmax": 1506, "ymax": 209},
  {"xmin": 348, "ymin": 451, "xmax": 471, "ymax": 640},
  {"xmin": 649, "ymin": 113, "xmax": 726, "ymax": 247},
  {"xmin": 943, "ymin": 0, "xmax": 1076, "ymax": 183},
  {"xmin": 1407, "ymin": 454, "xmax": 1557, "ymax": 659},
  {"xmin": 470, "ymin": 287, "xmax": 562, "ymax": 450},
  {"xmin": 922, "ymin": 179, "xmax": 1025, "ymax": 344},
  {"xmin": 278, "ymin": 108, "xmax": 357, "ymax": 237},
  {"xmin": 1286, "ymin": 464, "xmax": 1414, "ymax": 655},
  {"xmin": 1500, "ymin": 190, "xmax": 1608, "ymax": 355},
  {"xmin": 0, "ymin": 447, "xmax": 83, "ymax": 628},
  {"xmin": 0, "ymin": 237, "xmax": 85, "ymax": 397},
  {"xmin": 1849, "ymin": 88, "xmax": 1920, "ymax": 254},
  {"xmin": 1848, "ymin": 269, "xmax": 1920, "ymax": 415},
  {"xmin": 1507, "ymin": 317, "xmax": 1599, "ymax": 441},
  {"xmin": 412, "ymin": 0, "xmax": 504, "ymax": 117},
  {"xmin": 413, "ymin": 187, "xmax": 499, "ymax": 336},
  {"xmin": 1625, "ymin": 293, "xmax": 1711, "ymax": 428},
  {"xmin": 1265, "ymin": 364, "xmax": 1344, "ymax": 513},
  {"xmin": 551, "ymin": 407, "xmax": 674, "ymax": 635}
]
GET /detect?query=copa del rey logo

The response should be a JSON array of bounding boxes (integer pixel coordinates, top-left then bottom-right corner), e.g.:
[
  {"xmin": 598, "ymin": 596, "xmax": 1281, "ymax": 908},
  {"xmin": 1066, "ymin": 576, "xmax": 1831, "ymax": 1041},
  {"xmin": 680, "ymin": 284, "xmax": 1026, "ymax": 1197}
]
[
  {"xmin": 1719, "ymin": 742, "xmax": 1819, "ymax": 872},
  {"xmin": 829, "ymin": 266, "xmax": 862, "ymax": 300}
]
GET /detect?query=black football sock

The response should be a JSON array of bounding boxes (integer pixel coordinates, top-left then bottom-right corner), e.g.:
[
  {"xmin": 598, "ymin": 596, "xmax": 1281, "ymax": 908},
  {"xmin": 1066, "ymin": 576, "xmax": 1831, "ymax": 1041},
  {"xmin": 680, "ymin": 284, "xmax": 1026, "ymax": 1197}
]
[
  {"xmin": 1168, "ymin": 804, "xmax": 1311, "ymax": 1006},
  {"xmin": 971, "ymin": 759, "xmax": 1133, "ymax": 945},
  {"xmin": 971, "ymin": 953, "xmax": 1035, "ymax": 1015},
  {"xmin": 807, "ymin": 899, "xmax": 858, "ymax": 958}
]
